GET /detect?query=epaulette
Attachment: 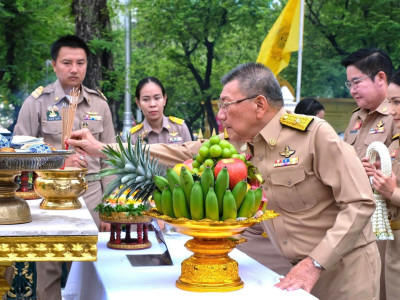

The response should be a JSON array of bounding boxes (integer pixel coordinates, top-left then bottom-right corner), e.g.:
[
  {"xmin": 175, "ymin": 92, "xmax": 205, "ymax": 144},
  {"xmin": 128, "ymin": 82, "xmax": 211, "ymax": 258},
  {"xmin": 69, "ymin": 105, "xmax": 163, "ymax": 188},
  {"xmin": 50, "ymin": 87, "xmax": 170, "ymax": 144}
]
[
  {"xmin": 31, "ymin": 86, "xmax": 44, "ymax": 99},
  {"xmin": 97, "ymin": 89, "xmax": 107, "ymax": 101},
  {"xmin": 392, "ymin": 133, "xmax": 400, "ymax": 141},
  {"xmin": 280, "ymin": 114, "xmax": 314, "ymax": 131},
  {"xmin": 352, "ymin": 107, "xmax": 361, "ymax": 113},
  {"xmin": 82, "ymin": 86, "xmax": 107, "ymax": 101},
  {"xmin": 130, "ymin": 123, "xmax": 143, "ymax": 134},
  {"xmin": 169, "ymin": 116, "xmax": 184, "ymax": 125}
]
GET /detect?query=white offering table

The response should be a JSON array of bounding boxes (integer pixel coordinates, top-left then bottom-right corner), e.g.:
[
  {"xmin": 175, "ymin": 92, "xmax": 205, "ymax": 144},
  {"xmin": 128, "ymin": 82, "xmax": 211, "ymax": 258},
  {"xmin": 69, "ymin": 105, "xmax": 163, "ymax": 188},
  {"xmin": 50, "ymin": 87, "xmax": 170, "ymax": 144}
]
[
  {"xmin": 63, "ymin": 232, "xmax": 318, "ymax": 300},
  {"xmin": 0, "ymin": 198, "xmax": 98, "ymax": 295}
]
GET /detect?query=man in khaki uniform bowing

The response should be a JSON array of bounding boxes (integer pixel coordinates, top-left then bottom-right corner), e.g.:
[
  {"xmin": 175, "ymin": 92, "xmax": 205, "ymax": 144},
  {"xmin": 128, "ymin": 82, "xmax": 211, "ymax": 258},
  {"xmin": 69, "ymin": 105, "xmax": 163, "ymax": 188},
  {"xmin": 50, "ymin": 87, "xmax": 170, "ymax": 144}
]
[
  {"xmin": 14, "ymin": 35, "xmax": 116, "ymax": 300},
  {"xmin": 342, "ymin": 48, "xmax": 396, "ymax": 300},
  {"xmin": 67, "ymin": 62, "xmax": 380, "ymax": 300}
]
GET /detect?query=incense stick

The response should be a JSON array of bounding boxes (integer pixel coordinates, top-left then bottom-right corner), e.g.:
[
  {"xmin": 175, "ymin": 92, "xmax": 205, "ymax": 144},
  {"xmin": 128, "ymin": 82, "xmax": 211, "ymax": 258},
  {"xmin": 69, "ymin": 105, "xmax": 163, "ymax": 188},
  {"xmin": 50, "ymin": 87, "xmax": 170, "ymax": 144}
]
[{"xmin": 61, "ymin": 87, "xmax": 80, "ymax": 149}]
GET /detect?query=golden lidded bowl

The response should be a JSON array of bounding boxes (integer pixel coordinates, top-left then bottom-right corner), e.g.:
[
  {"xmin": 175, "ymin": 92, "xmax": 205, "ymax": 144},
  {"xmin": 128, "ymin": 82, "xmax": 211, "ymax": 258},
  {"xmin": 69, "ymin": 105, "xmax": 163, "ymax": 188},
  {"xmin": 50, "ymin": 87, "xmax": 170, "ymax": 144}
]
[
  {"xmin": 146, "ymin": 209, "xmax": 279, "ymax": 292},
  {"xmin": 34, "ymin": 167, "xmax": 88, "ymax": 210}
]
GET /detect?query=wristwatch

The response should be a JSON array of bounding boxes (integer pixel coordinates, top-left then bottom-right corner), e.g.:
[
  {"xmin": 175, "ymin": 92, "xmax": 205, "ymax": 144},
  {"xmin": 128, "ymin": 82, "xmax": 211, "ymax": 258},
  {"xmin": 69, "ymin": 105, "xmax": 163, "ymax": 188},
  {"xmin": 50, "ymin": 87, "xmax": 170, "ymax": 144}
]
[{"xmin": 311, "ymin": 258, "xmax": 324, "ymax": 269}]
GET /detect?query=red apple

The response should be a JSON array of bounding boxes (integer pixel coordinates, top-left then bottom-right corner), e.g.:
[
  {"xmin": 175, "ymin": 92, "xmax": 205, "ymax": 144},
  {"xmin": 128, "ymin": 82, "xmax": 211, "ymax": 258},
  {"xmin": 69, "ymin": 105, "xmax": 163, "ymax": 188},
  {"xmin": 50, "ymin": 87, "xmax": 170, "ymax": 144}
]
[
  {"xmin": 214, "ymin": 158, "xmax": 247, "ymax": 189},
  {"xmin": 183, "ymin": 159, "xmax": 193, "ymax": 171}
]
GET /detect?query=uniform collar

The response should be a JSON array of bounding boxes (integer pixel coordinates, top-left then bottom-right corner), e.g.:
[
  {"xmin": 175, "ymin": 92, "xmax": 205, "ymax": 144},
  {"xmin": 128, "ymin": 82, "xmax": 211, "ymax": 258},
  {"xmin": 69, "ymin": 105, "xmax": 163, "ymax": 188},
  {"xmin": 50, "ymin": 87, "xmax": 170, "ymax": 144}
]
[
  {"xmin": 358, "ymin": 98, "xmax": 391, "ymax": 118},
  {"xmin": 142, "ymin": 115, "xmax": 169, "ymax": 134},
  {"xmin": 52, "ymin": 80, "xmax": 91, "ymax": 106},
  {"xmin": 253, "ymin": 107, "xmax": 286, "ymax": 151}
]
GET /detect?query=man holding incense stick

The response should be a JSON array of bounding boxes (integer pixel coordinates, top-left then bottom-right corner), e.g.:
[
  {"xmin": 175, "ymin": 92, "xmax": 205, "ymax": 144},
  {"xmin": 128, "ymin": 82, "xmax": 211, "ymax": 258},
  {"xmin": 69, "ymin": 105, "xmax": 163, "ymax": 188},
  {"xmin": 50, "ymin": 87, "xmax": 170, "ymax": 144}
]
[{"xmin": 14, "ymin": 35, "xmax": 116, "ymax": 300}]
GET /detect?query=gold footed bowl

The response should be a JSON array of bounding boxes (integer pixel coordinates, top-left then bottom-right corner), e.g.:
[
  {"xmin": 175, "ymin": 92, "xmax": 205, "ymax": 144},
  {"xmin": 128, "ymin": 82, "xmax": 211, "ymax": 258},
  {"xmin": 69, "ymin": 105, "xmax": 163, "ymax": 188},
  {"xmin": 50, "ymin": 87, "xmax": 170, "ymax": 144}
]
[
  {"xmin": 0, "ymin": 152, "xmax": 70, "ymax": 224},
  {"xmin": 34, "ymin": 167, "xmax": 88, "ymax": 210},
  {"xmin": 145, "ymin": 209, "xmax": 279, "ymax": 292},
  {"xmin": 99, "ymin": 212, "xmax": 153, "ymax": 250}
]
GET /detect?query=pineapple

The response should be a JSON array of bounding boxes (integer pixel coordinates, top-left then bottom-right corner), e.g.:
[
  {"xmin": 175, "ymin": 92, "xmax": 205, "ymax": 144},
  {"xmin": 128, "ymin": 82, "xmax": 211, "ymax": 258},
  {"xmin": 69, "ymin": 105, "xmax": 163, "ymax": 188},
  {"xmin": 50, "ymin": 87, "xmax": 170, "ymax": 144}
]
[{"xmin": 100, "ymin": 133, "xmax": 166, "ymax": 208}]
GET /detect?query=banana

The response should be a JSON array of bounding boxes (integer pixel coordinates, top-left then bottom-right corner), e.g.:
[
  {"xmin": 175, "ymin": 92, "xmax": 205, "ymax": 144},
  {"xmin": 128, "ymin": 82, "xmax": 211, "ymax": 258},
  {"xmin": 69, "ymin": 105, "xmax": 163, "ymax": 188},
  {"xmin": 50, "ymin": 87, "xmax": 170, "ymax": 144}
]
[
  {"xmin": 124, "ymin": 163, "xmax": 136, "ymax": 172},
  {"xmin": 205, "ymin": 187, "xmax": 219, "ymax": 221},
  {"xmin": 166, "ymin": 168, "xmax": 180, "ymax": 191},
  {"xmin": 238, "ymin": 189, "xmax": 255, "ymax": 218},
  {"xmin": 215, "ymin": 166, "xmax": 229, "ymax": 213},
  {"xmin": 153, "ymin": 189, "xmax": 163, "ymax": 214},
  {"xmin": 190, "ymin": 181, "xmax": 204, "ymax": 220},
  {"xmin": 252, "ymin": 187, "xmax": 263, "ymax": 215},
  {"xmin": 200, "ymin": 166, "xmax": 214, "ymax": 200},
  {"xmin": 180, "ymin": 166, "xmax": 194, "ymax": 207},
  {"xmin": 161, "ymin": 186, "xmax": 175, "ymax": 218},
  {"xmin": 153, "ymin": 175, "xmax": 169, "ymax": 192},
  {"xmin": 221, "ymin": 189, "xmax": 237, "ymax": 221},
  {"xmin": 232, "ymin": 179, "xmax": 248, "ymax": 210},
  {"xmin": 173, "ymin": 184, "xmax": 191, "ymax": 219}
]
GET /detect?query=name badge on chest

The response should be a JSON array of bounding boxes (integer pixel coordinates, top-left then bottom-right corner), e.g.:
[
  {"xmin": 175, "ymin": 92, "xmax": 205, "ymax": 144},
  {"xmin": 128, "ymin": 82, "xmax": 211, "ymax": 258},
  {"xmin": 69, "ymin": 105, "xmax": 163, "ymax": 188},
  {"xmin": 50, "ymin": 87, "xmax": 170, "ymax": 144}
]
[{"xmin": 47, "ymin": 105, "xmax": 61, "ymax": 121}]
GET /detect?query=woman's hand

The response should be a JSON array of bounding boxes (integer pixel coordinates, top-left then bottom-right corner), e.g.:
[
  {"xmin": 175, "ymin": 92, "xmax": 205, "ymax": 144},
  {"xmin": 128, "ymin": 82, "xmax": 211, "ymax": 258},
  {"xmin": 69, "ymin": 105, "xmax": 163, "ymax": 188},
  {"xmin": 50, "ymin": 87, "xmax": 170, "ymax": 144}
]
[
  {"xmin": 64, "ymin": 153, "xmax": 88, "ymax": 168},
  {"xmin": 372, "ymin": 170, "xmax": 397, "ymax": 199}
]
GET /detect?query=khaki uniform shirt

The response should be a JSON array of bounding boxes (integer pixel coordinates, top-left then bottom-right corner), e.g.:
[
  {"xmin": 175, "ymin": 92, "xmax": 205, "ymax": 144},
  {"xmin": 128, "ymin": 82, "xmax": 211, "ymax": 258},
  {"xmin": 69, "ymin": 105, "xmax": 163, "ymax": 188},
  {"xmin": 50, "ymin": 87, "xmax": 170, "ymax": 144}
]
[
  {"xmin": 130, "ymin": 115, "xmax": 191, "ymax": 145},
  {"xmin": 14, "ymin": 79, "xmax": 116, "ymax": 175},
  {"xmin": 344, "ymin": 99, "xmax": 397, "ymax": 158},
  {"xmin": 385, "ymin": 137, "xmax": 400, "ymax": 300},
  {"xmin": 146, "ymin": 108, "xmax": 376, "ymax": 268}
]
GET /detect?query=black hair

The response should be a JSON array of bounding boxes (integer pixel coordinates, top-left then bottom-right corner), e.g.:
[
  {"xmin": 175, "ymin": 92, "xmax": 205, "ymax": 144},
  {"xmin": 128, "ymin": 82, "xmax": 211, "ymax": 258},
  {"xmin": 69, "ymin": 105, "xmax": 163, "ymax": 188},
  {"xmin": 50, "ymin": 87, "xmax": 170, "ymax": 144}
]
[
  {"xmin": 221, "ymin": 62, "xmax": 283, "ymax": 107},
  {"xmin": 341, "ymin": 48, "xmax": 393, "ymax": 82},
  {"xmin": 294, "ymin": 98, "xmax": 325, "ymax": 116},
  {"xmin": 51, "ymin": 35, "xmax": 90, "ymax": 61},
  {"xmin": 135, "ymin": 77, "xmax": 167, "ymax": 106}
]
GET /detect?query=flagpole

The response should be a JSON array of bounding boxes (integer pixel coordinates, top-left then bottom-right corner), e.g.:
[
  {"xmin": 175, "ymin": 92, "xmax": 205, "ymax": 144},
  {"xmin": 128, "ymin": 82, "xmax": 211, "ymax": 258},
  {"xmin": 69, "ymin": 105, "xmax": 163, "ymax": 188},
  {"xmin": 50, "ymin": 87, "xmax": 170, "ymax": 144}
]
[{"xmin": 295, "ymin": 0, "xmax": 305, "ymax": 103}]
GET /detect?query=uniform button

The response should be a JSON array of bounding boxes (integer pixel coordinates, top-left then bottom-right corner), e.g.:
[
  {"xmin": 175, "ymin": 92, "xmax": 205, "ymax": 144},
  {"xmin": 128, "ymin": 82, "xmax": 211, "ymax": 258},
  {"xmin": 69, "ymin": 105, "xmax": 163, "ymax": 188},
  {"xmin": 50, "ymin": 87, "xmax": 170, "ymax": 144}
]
[
  {"xmin": 259, "ymin": 156, "xmax": 263, "ymax": 161},
  {"xmin": 287, "ymin": 180, "xmax": 292, "ymax": 186},
  {"xmin": 282, "ymin": 240, "xmax": 287, "ymax": 245}
]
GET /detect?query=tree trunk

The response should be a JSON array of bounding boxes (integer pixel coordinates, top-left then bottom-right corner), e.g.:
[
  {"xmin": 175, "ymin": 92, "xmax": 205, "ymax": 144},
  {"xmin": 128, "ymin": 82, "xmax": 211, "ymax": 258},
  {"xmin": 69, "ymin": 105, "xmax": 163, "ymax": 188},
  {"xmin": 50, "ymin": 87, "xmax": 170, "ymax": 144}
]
[{"xmin": 72, "ymin": 0, "xmax": 119, "ymax": 131}]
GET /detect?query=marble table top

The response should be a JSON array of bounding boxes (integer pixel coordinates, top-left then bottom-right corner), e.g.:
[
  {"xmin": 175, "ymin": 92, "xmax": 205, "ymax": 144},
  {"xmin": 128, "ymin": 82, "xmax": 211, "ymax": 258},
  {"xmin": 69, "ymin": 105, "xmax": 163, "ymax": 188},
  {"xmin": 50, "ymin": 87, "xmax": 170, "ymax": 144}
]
[{"xmin": 0, "ymin": 198, "xmax": 98, "ymax": 237}]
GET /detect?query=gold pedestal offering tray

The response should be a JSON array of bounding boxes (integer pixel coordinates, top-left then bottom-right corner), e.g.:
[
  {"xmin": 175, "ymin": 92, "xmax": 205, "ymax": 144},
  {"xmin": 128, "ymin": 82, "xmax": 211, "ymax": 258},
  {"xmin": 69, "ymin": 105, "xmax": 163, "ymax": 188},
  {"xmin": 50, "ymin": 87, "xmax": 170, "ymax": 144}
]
[
  {"xmin": 146, "ymin": 209, "xmax": 279, "ymax": 292},
  {"xmin": 0, "ymin": 151, "xmax": 72, "ymax": 225}
]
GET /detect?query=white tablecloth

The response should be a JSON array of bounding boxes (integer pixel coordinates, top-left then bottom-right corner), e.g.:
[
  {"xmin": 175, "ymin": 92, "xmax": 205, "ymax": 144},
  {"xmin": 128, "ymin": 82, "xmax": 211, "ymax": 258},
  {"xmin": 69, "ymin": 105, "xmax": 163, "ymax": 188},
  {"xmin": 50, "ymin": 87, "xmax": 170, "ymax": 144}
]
[{"xmin": 63, "ymin": 232, "xmax": 318, "ymax": 300}]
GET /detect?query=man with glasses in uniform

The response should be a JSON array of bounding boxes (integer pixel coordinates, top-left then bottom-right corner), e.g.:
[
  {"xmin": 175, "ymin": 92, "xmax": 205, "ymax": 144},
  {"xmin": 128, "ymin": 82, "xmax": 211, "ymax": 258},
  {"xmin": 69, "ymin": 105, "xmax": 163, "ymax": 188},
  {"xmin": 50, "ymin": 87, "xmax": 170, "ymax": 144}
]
[
  {"xmin": 341, "ymin": 48, "xmax": 396, "ymax": 300},
  {"xmin": 67, "ymin": 62, "xmax": 380, "ymax": 300},
  {"xmin": 342, "ymin": 48, "xmax": 396, "ymax": 156}
]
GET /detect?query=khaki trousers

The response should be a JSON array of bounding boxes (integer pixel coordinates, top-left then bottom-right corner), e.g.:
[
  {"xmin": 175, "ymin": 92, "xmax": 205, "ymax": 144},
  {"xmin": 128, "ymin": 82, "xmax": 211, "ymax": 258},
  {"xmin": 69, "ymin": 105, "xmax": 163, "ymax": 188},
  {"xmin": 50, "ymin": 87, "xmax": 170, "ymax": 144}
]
[
  {"xmin": 236, "ymin": 223, "xmax": 292, "ymax": 275},
  {"xmin": 311, "ymin": 242, "xmax": 381, "ymax": 300},
  {"xmin": 385, "ymin": 230, "xmax": 400, "ymax": 300}
]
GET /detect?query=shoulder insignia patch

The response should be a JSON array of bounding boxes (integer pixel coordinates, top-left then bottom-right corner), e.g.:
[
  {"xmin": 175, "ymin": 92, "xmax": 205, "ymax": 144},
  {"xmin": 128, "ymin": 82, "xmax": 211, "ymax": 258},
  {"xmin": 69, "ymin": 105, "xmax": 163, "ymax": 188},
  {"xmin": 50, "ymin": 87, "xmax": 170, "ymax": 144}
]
[
  {"xmin": 130, "ymin": 123, "xmax": 143, "ymax": 134},
  {"xmin": 31, "ymin": 86, "xmax": 44, "ymax": 99},
  {"xmin": 97, "ymin": 89, "xmax": 107, "ymax": 101},
  {"xmin": 392, "ymin": 133, "xmax": 400, "ymax": 141},
  {"xmin": 280, "ymin": 114, "xmax": 314, "ymax": 131},
  {"xmin": 169, "ymin": 116, "xmax": 184, "ymax": 125},
  {"xmin": 352, "ymin": 107, "xmax": 361, "ymax": 113}
]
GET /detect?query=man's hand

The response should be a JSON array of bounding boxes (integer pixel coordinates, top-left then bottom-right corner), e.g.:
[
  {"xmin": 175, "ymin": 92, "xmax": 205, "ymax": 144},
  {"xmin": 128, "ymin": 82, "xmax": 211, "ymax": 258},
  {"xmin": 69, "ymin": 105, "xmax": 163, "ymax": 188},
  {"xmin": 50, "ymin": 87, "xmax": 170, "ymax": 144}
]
[
  {"xmin": 274, "ymin": 257, "xmax": 322, "ymax": 292},
  {"xmin": 66, "ymin": 128, "xmax": 106, "ymax": 158},
  {"xmin": 64, "ymin": 153, "xmax": 88, "ymax": 168},
  {"xmin": 100, "ymin": 221, "xmax": 111, "ymax": 232}
]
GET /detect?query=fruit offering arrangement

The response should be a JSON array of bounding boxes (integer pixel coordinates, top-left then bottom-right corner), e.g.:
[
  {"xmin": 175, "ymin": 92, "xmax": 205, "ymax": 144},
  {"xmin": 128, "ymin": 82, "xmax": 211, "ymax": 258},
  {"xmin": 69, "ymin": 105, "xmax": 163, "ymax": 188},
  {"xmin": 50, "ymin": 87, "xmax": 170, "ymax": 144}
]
[
  {"xmin": 153, "ymin": 164, "xmax": 265, "ymax": 221},
  {"xmin": 191, "ymin": 134, "xmax": 246, "ymax": 174}
]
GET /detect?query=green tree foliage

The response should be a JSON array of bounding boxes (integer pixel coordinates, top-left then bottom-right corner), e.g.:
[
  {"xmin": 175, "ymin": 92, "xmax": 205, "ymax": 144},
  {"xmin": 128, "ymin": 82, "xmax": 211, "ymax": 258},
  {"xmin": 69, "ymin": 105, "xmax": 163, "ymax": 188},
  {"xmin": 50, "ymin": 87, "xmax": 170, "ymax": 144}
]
[{"xmin": 128, "ymin": 0, "xmax": 274, "ymax": 134}]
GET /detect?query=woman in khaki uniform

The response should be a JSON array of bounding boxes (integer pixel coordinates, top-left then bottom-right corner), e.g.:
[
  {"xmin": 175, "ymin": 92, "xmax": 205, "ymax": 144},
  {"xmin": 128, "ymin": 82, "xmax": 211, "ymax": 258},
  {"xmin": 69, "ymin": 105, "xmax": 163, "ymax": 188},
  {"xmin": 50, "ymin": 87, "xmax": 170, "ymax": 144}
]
[
  {"xmin": 130, "ymin": 77, "xmax": 191, "ymax": 145},
  {"xmin": 363, "ymin": 69, "xmax": 400, "ymax": 300},
  {"xmin": 67, "ymin": 63, "xmax": 380, "ymax": 300}
]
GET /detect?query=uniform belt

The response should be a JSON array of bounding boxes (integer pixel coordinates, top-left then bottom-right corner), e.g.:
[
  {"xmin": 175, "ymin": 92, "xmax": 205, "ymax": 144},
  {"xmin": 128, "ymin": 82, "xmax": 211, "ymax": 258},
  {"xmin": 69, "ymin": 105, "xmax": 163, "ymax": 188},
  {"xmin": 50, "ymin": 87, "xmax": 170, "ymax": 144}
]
[
  {"xmin": 390, "ymin": 220, "xmax": 400, "ymax": 231},
  {"xmin": 85, "ymin": 173, "xmax": 101, "ymax": 182}
]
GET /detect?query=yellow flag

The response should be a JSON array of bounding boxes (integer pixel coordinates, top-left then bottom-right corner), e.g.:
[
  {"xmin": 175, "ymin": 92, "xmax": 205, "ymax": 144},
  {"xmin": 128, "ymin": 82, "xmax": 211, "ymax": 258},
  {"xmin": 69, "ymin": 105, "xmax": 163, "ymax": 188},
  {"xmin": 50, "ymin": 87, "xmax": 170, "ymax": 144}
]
[{"xmin": 256, "ymin": 0, "xmax": 301, "ymax": 75}]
